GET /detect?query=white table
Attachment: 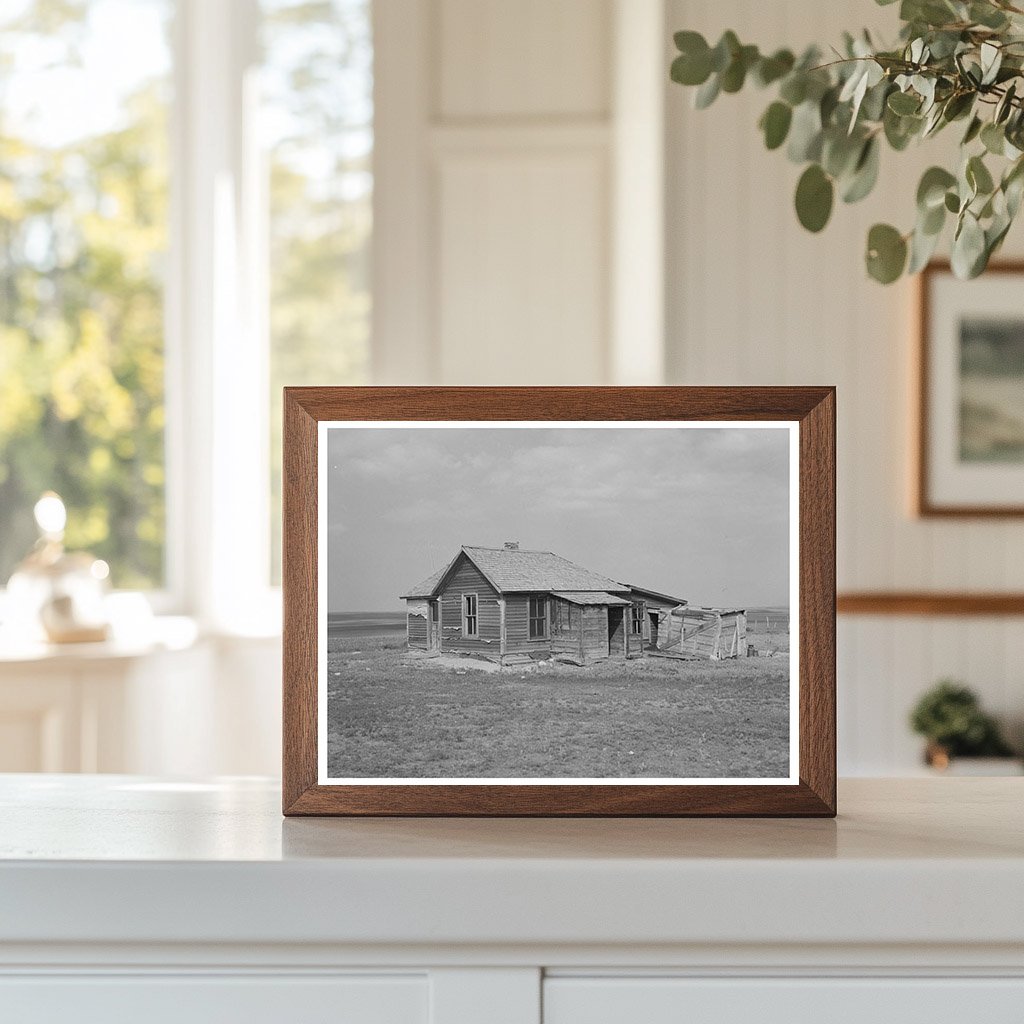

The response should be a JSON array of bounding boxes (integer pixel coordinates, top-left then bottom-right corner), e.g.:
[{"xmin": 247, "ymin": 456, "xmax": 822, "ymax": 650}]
[{"xmin": 1, "ymin": 776, "xmax": 1023, "ymax": 1023}]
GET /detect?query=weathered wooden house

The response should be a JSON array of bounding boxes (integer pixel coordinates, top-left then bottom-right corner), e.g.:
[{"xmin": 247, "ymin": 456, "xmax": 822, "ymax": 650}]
[{"xmin": 401, "ymin": 543, "xmax": 687, "ymax": 666}]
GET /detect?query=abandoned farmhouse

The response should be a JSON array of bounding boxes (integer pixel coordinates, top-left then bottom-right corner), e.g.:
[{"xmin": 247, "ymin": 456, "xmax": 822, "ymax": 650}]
[{"xmin": 401, "ymin": 543, "xmax": 748, "ymax": 666}]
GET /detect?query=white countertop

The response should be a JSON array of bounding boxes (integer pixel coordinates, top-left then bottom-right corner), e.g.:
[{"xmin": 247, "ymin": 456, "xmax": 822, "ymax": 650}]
[{"xmin": 2, "ymin": 775, "xmax": 1023, "ymax": 951}]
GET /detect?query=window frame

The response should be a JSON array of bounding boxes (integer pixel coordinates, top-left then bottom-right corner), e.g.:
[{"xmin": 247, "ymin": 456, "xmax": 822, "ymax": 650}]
[
  {"xmin": 630, "ymin": 601, "xmax": 645, "ymax": 635},
  {"xmin": 462, "ymin": 592, "xmax": 478, "ymax": 638},
  {"xmin": 528, "ymin": 595, "xmax": 548, "ymax": 640}
]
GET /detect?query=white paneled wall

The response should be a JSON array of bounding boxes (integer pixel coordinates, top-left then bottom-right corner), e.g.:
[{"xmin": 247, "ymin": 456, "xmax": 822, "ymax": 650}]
[
  {"xmin": 665, "ymin": 0, "xmax": 1024, "ymax": 772},
  {"xmin": 374, "ymin": 0, "xmax": 666, "ymax": 385}
]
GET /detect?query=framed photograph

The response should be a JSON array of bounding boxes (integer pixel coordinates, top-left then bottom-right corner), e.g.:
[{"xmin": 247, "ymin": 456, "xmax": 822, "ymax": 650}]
[
  {"xmin": 283, "ymin": 387, "xmax": 835, "ymax": 816},
  {"xmin": 918, "ymin": 261, "xmax": 1024, "ymax": 516}
]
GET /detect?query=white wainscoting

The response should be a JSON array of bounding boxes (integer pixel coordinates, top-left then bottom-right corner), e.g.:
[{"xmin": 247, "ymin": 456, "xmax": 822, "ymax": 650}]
[{"xmin": 664, "ymin": 0, "xmax": 1024, "ymax": 774}]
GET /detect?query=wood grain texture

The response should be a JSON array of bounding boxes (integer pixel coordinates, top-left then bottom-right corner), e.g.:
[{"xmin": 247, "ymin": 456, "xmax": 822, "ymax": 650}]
[
  {"xmin": 916, "ymin": 260, "xmax": 1024, "ymax": 518},
  {"xmin": 838, "ymin": 592, "xmax": 1024, "ymax": 616},
  {"xmin": 282, "ymin": 387, "xmax": 836, "ymax": 817}
]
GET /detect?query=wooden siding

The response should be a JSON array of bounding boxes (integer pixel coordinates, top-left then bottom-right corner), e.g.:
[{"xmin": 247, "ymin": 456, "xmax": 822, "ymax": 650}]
[
  {"xmin": 439, "ymin": 554, "xmax": 501, "ymax": 653},
  {"xmin": 504, "ymin": 593, "xmax": 553, "ymax": 655},
  {"xmin": 626, "ymin": 602, "xmax": 644, "ymax": 658},
  {"xmin": 581, "ymin": 605, "xmax": 609, "ymax": 661},
  {"xmin": 405, "ymin": 599, "xmax": 429, "ymax": 650},
  {"xmin": 550, "ymin": 598, "xmax": 582, "ymax": 662}
]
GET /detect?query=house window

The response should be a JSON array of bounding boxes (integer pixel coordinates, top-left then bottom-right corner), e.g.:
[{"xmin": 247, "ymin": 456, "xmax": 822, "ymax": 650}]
[
  {"xmin": 631, "ymin": 603, "xmax": 644, "ymax": 634},
  {"xmin": 529, "ymin": 596, "xmax": 547, "ymax": 639},
  {"xmin": 462, "ymin": 593, "xmax": 478, "ymax": 637}
]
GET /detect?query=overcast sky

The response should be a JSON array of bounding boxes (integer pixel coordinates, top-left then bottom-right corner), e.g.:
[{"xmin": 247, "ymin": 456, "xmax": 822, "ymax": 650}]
[{"xmin": 326, "ymin": 426, "xmax": 792, "ymax": 613}]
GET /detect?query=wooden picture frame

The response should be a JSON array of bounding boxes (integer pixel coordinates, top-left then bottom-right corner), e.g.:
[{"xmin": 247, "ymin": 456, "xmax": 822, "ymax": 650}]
[
  {"xmin": 283, "ymin": 387, "xmax": 836, "ymax": 817},
  {"xmin": 917, "ymin": 260, "xmax": 1024, "ymax": 517}
]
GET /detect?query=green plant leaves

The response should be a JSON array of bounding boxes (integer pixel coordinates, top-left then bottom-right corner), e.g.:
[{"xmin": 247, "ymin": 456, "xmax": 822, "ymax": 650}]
[
  {"xmin": 753, "ymin": 49, "xmax": 795, "ymax": 87},
  {"xmin": 967, "ymin": 154, "xmax": 995, "ymax": 196},
  {"xmin": 671, "ymin": 31, "xmax": 713, "ymax": 85},
  {"xmin": 842, "ymin": 137, "xmax": 880, "ymax": 203},
  {"xmin": 759, "ymin": 102, "xmax": 792, "ymax": 150},
  {"xmin": 787, "ymin": 100, "xmax": 823, "ymax": 162},
  {"xmin": 795, "ymin": 164, "xmax": 834, "ymax": 232},
  {"xmin": 952, "ymin": 211, "xmax": 987, "ymax": 278},
  {"xmin": 888, "ymin": 90, "xmax": 921, "ymax": 115},
  {"xmin": 866, "ymin": 224, "xmax": 908, "ymax": 283},
  {"xmin": 668, "ymin": 10, "xmax": 1024, "ymax": 284},
  {"xmin": 917, "ymin": 166, "xmax": 957, "ymax": 210},
  {"xmin": 981, "ymin": 121, "xmax": 1006, "ymax": 155}
]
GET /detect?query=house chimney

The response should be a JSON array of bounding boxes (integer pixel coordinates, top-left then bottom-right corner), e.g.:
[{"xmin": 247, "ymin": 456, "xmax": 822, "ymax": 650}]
[{"xmin": 503, "ymin": 540, "xmax": 519, "ymax": 550}]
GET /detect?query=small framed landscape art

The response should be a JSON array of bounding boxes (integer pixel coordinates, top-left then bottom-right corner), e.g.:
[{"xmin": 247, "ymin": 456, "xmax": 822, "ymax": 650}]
[
  {"xmin": 282, "ymin": 387, "xmax": 836, "ymax": 816},
  {"xmin": 918, "ymin": 262, "xmax": 1024, "ymax": 516}
]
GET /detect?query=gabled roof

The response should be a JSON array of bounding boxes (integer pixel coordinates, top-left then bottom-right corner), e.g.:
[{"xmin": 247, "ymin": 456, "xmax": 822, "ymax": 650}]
[
  {"xmin": 399, "ymin": 557, "xmax": 455, "ymax": 599},
  {"xmin": 461, "ymin": 546, "xmax": 628, "ymax": 594},
  {"xmin": 552, "ymin": 591, "xmax": 632, "ymax": 606},
  {"xmin": 400, "ymin": 545, "xmax": 629, "ymax": 599}
]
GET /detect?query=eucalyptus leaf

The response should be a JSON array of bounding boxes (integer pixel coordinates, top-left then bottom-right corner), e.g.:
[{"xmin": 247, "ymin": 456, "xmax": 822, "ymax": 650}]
[
  {"xmin": 795, "ymin": 164, "xmax": 834, "ymax": 232},
  {"xmin": 962, "ymin": 115, "xmax": 983, "ymax": 145},
  {"xmin": 721, "ymin": 44, "xmax": 759, "ymax": 93},
  {"xmin": 866, "ymin": 223, "xmax": 908, "ymax": 283},
  {"xmin": 779, "ymin": 73, "xmax": 807, "ymax": 106},
  {"xmin": 787, "ymin": 101, "xmax": 823, "ymax": 162},
  {"xmin": 754, "ymin": 49, "xmax": 795, "ymax": 87},
  {"xmin": 842, "ymin": 137, "xmax": 880, "ymax": 203},
  {"xmin": 942, "ymin": 91, "xmax": 974, "ymax": 122},
  {"xmin": 951, "ymin": 212, "xmax": 987, "ymax": 278},
  {"xmin": 822, "ymin": 128, "xmax": 863, "ymax": 178},
  {"xmin": 967, "ymin": 154, "xmax": 995, "ymax": 195},
  {"xmin": 970, "ymin": 2, "xmax": 1009, "ymax": 30},
  {"xmin": 672, "ymin": 32, "xmax": 713, "ymax": 85},
  {"xmin": 908, "ymin": 221, "xmax": 943, "ymax": 273},
  {"xmin": 917, "ymin": 166, "xmax": 957, "ymax": 210},
  {"xmin": 980, "ymin": 42, "xmax": 1002, "ymax": 86},
  {"xmin": 888, "ymin": 90, "xmax": 921, "ymax": 115},
  {"xmin": 694, "ymin": 73, "xmax": 721, "ymax": 109},
  {"xmin": 921, "ymin": 200, "xmax": 946, "ymax": 235},
  {"xmin": 760, "ymin": 101, "xmax": 793, "ymax": 150},
  {"xmin": 996, "ymin": 83, "xmax": 1017, "ymax": 124},
  {"xmin": 710, "ymin": 31, "xmax": 740, "ymax": 73},
  {"xmin": 981, "ymin": 122, "xmax": 1006, "ymax": 155}
]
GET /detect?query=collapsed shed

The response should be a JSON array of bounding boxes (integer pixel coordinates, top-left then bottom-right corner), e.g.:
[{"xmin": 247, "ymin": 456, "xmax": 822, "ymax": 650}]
[{"xmin": 651, "ymin": 605, "xmax": 747, "ymax": 661}]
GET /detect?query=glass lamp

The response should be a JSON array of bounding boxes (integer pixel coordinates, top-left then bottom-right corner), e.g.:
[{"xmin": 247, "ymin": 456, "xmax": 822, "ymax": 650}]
[{"xmin": 5, "ymin": 493, "xmax": 111, "ymax": 644}]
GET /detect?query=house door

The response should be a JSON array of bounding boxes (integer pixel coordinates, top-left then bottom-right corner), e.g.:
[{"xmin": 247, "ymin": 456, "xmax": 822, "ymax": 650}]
[
  {"xmin": 607, "ymin": 607, "xmax": 625, "ymax": 655},
  {"xmin": 429, "ymin": 600, "xmax": 440, "ymax": 650},
  {"xmin": 648, "ymin": 611, "xmax": 659, "ymax": 649}
]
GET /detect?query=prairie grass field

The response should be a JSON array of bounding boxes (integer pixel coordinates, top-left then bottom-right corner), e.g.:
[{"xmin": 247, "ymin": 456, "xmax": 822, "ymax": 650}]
[{"xmin": 326, "ymin": 623, "xmax": 791, "ymax": 779}]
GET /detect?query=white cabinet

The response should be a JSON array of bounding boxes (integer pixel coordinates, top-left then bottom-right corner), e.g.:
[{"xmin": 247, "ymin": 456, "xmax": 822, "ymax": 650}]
[
  {"xmin": 2, "ymin": 777, "xmax": 1023, "ymax": 1023},
  {"xmin": 544, "ymin": 978, "xmax": 1024, "ymax": 1024},
  {"xmin": 1, "ymin": 975, "xmax": 428, "ymax": 1024}
]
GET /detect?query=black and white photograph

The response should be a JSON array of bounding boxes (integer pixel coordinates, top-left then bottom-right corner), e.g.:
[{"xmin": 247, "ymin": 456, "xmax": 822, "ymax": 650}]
[{"xmin": 319, "ymin": 422, "xmax": 797, "ymax": 784}]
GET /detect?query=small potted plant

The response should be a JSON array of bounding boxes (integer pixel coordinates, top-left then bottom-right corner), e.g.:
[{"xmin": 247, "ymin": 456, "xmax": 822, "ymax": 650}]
[{"xmin": 909, "ymin": 680, "xmax": 1019, "ymax": 773}]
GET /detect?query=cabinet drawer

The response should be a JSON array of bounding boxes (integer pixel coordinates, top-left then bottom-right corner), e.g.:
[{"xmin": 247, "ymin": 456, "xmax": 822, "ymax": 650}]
[
  {"xmin": 544, "ymin": 977, "xmax": 1024, "ymax": 1024},
  {"xmin": 0, "ymin": 974, "xmax": 427, "ymax": 1024}
]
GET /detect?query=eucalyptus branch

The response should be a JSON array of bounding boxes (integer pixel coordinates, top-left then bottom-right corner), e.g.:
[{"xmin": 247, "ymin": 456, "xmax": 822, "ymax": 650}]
[{"xmin": 670, "ymin": 0, "xmax": 1024, "ymax": 283}]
